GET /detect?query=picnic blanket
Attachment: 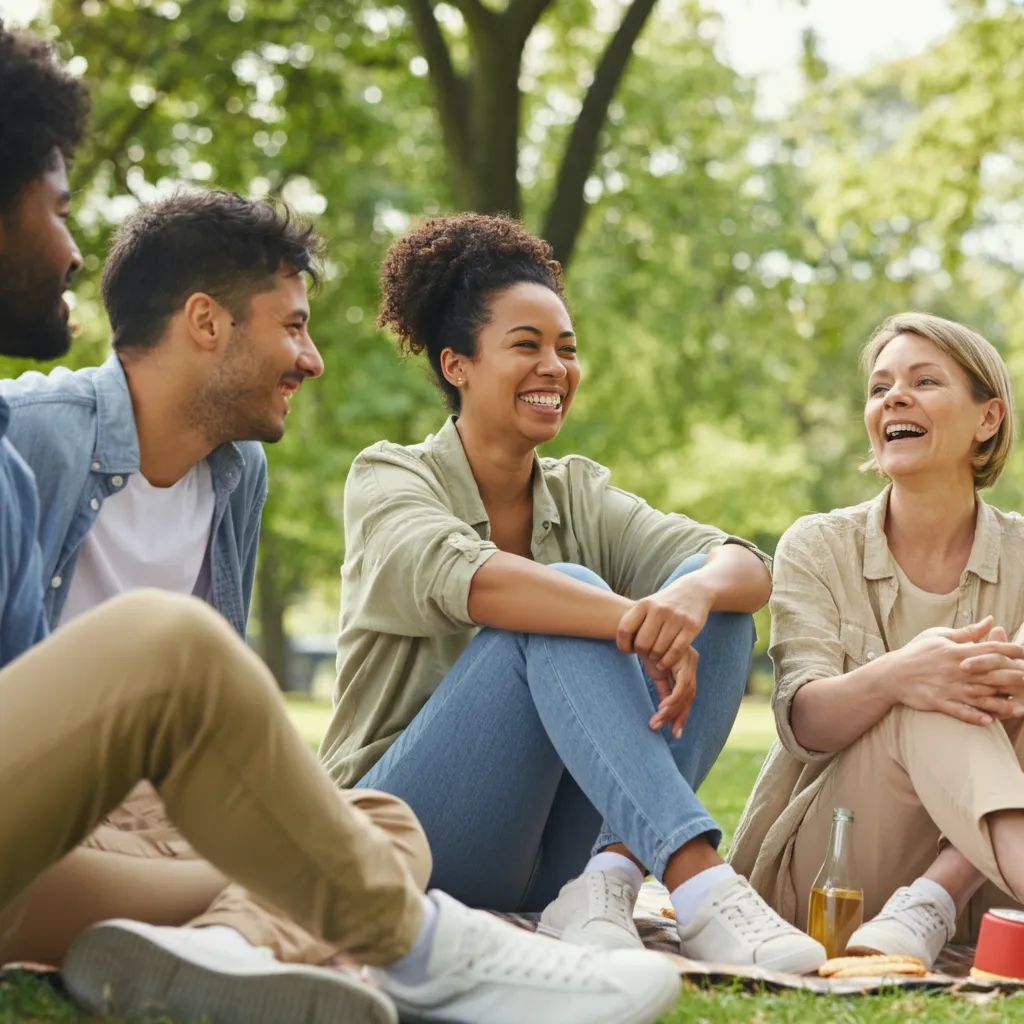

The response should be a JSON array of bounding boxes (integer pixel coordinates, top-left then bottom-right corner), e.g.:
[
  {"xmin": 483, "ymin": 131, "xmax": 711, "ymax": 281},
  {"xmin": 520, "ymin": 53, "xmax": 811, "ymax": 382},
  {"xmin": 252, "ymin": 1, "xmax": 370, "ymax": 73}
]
[{"xmin": 5, "ymin": 880, "xmax": 1024, "ymax": 1001}]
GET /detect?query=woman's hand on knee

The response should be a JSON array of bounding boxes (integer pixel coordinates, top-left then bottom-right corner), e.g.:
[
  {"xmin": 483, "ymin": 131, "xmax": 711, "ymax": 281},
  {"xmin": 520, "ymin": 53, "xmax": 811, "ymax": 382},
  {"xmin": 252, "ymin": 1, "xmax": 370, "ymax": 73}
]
[
  {"xmin": 616, "ymin": 576, "xmax": 713, "ymax": 671},
  {"xmin": 897, "ymin": 620, "xmax": 1024, "ymax": 724},
  {"xmin": 648, "ymin": 647, "xmax": 699, "ymax": 739}
]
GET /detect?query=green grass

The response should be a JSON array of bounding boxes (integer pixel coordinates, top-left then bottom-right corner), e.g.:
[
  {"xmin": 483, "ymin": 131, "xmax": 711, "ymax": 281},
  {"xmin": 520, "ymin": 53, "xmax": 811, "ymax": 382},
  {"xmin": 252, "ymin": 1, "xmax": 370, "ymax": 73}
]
[{"xmin": 7, "ymin": 697, "xmax": 1022, "ymax": 1021}]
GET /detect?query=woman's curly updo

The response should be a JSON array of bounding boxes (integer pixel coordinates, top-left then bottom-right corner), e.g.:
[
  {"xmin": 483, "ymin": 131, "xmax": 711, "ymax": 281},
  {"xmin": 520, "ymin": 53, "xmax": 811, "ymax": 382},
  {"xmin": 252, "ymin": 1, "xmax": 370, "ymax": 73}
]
[{"xmin": 377, "ymin": 213, "xmax": 565, "ymax": 412}]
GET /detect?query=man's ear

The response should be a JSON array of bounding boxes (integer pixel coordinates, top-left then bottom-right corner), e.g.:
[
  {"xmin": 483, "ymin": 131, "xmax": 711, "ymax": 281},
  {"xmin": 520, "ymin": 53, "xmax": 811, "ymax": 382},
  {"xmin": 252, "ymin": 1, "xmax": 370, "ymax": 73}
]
[{"xmin": 182, "ymin": 292, "xmax": 232, "ymax": 352}]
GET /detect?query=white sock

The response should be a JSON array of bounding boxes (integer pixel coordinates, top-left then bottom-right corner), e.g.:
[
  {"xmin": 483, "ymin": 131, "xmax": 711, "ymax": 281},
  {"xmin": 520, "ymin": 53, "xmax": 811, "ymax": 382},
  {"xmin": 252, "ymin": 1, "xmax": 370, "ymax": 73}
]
[
  {"xmin": 670, "ymin": 864, "xmax": 737, "ymax": 926},
  {"xmin": 909, "ymin": 877, "xmax": 957, "ymax": 928},
  {"xmin": 584, "ymin": 852, "xmax": 645, "ymax": 892},
  {"xmin": 382, "ymin": 894, "xmax": 439, "ymax": 986}
]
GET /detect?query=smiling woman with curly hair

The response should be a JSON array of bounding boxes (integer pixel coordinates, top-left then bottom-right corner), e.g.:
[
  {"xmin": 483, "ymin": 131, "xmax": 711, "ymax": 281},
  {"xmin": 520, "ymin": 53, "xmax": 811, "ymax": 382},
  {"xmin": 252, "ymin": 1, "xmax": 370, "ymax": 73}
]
[{"xmin": 320, "ymin": 212, "xmax": 828, "ymax": 972}]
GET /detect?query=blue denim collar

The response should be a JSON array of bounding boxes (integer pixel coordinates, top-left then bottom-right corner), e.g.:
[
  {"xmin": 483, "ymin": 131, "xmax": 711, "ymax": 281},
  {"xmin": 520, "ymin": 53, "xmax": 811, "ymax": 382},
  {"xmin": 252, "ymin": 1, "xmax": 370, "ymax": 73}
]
[
  {"xmin": 92, "ymin": 354, "xmax": 244, "ymax": 494},
  {"xmin": 0, "ymin": 395, "xmax": 9, "ymax": 441}
]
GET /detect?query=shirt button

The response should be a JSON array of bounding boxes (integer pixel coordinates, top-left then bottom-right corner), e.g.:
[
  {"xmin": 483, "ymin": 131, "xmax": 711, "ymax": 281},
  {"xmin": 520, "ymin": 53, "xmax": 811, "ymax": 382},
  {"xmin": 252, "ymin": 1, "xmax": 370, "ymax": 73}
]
[
  {"xmin": 867, "ymin": 652, "xmax": 875, "ymax": 661},
  {"xmin": 89, "ymin": 498, "xmax": 100, "ymax": 511},
  {"xmin": 90, "ymin": 461, "xmax": 101, "ymax": 471},
  {"xmin": 51, "ymin": 576, "xmax": 62, "ymax": 589},
  {"xmin": 542, "ymin": 520, "xmax": 551, "ymax": 529},
  {"xmin": 111, "ymin": 475, "xmax": 124, "ymax": 488}
]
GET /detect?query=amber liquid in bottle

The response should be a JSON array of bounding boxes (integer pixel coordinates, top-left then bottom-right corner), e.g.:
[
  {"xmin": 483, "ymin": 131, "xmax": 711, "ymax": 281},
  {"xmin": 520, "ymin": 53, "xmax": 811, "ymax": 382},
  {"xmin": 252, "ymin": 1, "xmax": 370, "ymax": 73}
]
[{"xmin": 806, "ymin": 808, "xmax": 863, "ymax": 959}]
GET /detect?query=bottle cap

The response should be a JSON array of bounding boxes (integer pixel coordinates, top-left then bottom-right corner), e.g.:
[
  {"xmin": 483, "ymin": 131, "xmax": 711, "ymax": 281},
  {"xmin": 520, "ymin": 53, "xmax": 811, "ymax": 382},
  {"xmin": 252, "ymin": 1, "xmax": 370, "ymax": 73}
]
[{"xmin": 833, "ymin": 808, "xmax": 854, "ymax": 822}]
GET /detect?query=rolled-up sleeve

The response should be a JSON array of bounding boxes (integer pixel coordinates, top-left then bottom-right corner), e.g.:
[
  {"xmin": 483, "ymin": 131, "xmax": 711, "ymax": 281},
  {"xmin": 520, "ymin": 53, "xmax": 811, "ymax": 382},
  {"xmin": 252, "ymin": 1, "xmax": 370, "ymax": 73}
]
[
  {"xmin": 343, "ymin": 449, "xmax": 499, "ymax": 637},
  {"xmin": 597, "ymin": 477, "xmax": 771, "ymax": 600},
  {"xmin": 768, "ymin": 519, "xmax": 845, "ymax": 763}
]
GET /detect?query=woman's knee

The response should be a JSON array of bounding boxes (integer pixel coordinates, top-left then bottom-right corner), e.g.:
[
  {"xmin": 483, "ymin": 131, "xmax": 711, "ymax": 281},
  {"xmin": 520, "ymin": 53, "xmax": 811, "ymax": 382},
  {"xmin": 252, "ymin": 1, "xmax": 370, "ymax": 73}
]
[{"xmin": 546, "ymin": 562, "xmax": 611, "ymax": 591}]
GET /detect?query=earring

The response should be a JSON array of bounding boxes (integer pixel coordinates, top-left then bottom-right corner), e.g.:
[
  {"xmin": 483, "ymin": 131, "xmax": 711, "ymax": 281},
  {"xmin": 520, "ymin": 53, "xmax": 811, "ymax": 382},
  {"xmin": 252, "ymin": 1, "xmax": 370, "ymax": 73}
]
[{"xmin": 456, "ymin": 377, "xmax": 464, "ymax": 386}]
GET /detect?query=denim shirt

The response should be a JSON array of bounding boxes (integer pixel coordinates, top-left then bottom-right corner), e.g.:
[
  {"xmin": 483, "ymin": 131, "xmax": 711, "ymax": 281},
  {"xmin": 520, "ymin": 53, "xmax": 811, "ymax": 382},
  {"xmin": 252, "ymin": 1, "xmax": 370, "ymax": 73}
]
[
  {"xmin": 0, "ymin": 356, "xmax": 267, "ymax": 637},
  {"xmin": 0, "ymin": 397, "xmax": 49, "ymax": 669}
]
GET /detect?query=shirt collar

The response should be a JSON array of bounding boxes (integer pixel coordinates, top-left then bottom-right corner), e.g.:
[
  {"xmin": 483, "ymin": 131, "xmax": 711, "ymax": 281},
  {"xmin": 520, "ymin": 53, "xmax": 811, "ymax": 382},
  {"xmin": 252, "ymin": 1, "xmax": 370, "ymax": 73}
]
[
  {"xmin": 863, "ymin": 482, "xmax": 1001, "ymax": 584},
  {"xmin": 92, "ymin": 353, "xmax": 244, "ymax": 494},
  {"xmin": 428, "ymin": 415, "xmax": 562, "ymax": 530},
  {"xmin": 91, "ymin": 354, "xmax": 141, "ymax": 474},
  {"xmin": 0, "ymin": 395, "xmax": 9, "ymax": 442}
]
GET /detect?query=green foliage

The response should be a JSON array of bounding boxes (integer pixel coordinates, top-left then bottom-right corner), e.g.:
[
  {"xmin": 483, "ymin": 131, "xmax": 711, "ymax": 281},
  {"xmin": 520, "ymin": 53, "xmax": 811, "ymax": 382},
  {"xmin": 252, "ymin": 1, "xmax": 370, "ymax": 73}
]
[{"xmin": 6, "ymin": 0, "xmax": 1024, "ymax": 658}]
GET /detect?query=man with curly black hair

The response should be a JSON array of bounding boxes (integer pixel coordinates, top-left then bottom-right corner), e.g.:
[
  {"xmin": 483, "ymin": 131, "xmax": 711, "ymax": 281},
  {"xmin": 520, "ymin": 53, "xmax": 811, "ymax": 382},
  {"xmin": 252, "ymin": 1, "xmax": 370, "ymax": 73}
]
[
  {"xmin": 0, "ymin": 22, "xmax": 683, "ymax": 1024},
  {"xmin": 0, "ymin": 19, "xmax": 87, "ymax": 360}
]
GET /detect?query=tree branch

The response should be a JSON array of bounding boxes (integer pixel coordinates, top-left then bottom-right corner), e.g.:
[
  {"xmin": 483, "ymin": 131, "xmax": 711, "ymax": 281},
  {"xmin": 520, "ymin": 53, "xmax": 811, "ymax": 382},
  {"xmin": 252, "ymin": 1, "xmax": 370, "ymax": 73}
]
[
  {"xmin": 402, "ymin": 0, "xmax": 471, "ymax": 175},
  {"xmin": 503, "ymin": 0, "xmax": 557, "ymax": 47},
  {"xmin": 541, "ymin": 0, "xmax": 659, "ymax": 267},
  {"xmin": 443, "ymin": 0, "xmax": 492, "ymax": 38}
]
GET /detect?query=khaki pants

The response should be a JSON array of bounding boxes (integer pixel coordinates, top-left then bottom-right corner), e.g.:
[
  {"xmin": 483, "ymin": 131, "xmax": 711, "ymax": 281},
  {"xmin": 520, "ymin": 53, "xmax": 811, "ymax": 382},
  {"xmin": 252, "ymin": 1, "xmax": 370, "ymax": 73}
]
[
  {"xmin": 0, "ymin": 590, "xmax": 430, "ymax": 967},
  {"xmin": 789, "ymin": 704, "xmax": 1024, "ymax": 939}
]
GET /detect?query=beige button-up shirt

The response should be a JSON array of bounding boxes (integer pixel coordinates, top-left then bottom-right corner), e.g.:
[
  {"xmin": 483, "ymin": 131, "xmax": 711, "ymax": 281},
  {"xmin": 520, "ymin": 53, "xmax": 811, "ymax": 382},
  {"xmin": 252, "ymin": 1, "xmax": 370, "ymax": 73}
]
[
  {"xmin": 728, "ymin": 485, "xmax": 1024, "ymax": 922},
  {"xmin": 320, "ymin": 416, "xmax": 768, "ymax": 787}
]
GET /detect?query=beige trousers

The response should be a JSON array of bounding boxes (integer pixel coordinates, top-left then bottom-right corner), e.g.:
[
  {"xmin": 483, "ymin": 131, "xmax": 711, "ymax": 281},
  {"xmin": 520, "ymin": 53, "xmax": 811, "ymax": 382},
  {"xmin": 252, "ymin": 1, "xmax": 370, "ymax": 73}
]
[
  {"xmin": 789, "ymin": 704, "xmax": 1024, "ymax": 939},
  {"xmin": 0, "ymin": 590, "xmax": 431, "ymax": 967}
]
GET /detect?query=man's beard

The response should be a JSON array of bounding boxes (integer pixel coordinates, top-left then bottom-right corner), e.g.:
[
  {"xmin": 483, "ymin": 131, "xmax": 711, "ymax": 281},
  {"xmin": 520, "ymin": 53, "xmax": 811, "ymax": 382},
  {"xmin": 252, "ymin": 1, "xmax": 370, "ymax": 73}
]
[
  {"xmin": 0, "ymin": 251, "xmax": 71, "ymax": 361},
  {"xmin": 185, "ymin": 328, "xmax": 287, "ymax": 446}
]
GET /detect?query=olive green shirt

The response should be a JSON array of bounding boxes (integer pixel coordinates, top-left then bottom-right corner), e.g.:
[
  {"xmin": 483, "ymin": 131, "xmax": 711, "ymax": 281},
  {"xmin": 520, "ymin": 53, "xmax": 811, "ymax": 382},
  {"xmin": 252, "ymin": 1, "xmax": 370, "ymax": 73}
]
[
  {"xmin": 728, "ymin": 485, "xmax": 1024, "ymax": 924},
  {"xmin": 320, "ymin": 416, "xmax": 768, "ymax": 787}
]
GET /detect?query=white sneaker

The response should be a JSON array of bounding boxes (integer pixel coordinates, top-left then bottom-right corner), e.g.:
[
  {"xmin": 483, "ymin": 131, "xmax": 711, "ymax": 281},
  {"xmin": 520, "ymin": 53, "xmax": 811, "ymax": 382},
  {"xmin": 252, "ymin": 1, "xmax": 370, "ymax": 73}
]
[
  {"xmin": 62, "ymin": 920, "xmax": 397, "ymax": 1024},
  {"xmin": 371, "ymin": 890, "xmax": 680, "ymax": 1024},
  {"xmin": 846, "ymin": 886, "xmax": 955, "ymax": 967},
  {"xmin": 675, "ymin": 874, "xmax": 827, "ymax": 974},
  {"xmin": 539, "ymin": 869, "xmax": 644, "ymax": 950}
]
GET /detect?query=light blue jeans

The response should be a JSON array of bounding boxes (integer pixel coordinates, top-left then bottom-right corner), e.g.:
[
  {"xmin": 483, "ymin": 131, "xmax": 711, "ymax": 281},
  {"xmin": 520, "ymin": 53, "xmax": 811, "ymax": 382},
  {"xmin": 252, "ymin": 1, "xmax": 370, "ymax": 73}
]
[{"xmin": 357, "ymin": 555, "xmax": 754, "ymax": 912}]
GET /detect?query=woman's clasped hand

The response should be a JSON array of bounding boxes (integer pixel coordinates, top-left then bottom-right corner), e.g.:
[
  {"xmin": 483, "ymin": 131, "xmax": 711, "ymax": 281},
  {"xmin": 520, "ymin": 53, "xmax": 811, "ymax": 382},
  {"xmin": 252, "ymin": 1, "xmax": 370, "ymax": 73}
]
[
  {"xmin": 895, "ymin": 617, "xmax": 1024, "ymax": 724},
  {"xmin": 617, "ymin": 575, "xmax": 715, "ymax": 738}
]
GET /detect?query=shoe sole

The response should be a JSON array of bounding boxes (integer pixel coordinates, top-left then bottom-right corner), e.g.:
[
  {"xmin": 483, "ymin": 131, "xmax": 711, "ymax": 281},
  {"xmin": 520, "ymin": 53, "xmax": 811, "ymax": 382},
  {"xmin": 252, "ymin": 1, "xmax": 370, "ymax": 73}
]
[
  {"xmin": 62, "ymin": 921, "xmax": 397, "ymax": 1024},
  {"xmin": 752, "ymin": 946, "xmax": 828, "ymax": 976},
  {"xmin": 536, "ymin": 921, "xmax": 646, "ymax": 951},
  {"xmin": 623, "ymin": 970, "xmax": 683, "ymax": 1024},
  {"xmin": 387, "ymin": 961, "xmax": 682, "ymax": 1024},
  {"xmin": 845, "ymin": 940, "xmax": 934, "ymax": 965}
]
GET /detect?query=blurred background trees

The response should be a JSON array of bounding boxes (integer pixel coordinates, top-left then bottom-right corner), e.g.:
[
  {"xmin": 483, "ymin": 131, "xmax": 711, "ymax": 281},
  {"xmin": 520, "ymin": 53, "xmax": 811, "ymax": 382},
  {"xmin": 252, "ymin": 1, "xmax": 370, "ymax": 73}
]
[{"xmin": 2, "ymin": 0, "xmax": 1022, "ymax": 687}]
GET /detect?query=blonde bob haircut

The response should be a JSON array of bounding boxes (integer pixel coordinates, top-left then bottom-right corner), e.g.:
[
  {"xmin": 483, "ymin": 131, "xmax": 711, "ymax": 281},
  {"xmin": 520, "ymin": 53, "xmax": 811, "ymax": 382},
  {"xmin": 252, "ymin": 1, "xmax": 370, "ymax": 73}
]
[{"xmin": 860, "ymin": 311, "xmax": 1015, "ymax": 491}]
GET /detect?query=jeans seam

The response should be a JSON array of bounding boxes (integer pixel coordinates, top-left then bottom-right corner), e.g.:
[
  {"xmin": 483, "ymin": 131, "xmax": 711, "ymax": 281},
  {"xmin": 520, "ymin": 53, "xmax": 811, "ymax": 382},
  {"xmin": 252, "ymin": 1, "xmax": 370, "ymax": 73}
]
[{"xmin": 536, "ymin": 634, "xmax": 668, "ymax": 855}]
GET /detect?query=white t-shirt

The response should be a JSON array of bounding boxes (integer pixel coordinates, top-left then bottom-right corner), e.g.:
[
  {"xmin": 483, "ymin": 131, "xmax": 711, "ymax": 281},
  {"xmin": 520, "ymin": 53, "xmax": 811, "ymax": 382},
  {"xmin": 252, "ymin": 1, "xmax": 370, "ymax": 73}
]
[{"xmin": 60, "ymin": 461, "xmax": 217, "ymax": 626}]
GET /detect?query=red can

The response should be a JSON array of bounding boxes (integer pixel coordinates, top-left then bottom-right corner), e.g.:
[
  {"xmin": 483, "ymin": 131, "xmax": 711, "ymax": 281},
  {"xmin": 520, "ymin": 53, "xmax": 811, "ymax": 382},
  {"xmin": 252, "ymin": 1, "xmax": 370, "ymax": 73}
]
[{"xmin": 971, "ymin": 909, "xmax": 1024, "ymax": 981}]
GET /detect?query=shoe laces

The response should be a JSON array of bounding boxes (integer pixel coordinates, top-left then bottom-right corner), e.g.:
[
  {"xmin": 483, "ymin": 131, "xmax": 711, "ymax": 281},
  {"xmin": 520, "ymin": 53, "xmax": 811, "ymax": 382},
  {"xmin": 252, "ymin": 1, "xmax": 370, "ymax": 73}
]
[
  {"xmin": 585, "ymin": 873, "xmax": 636, "ymax": 923},
  {"xmin": 877, "ymin": 888, "xmax": 952, "ymax": 938},
  {"xmin": 459, "ymin": 911, "xmax": 599, "ymax": 986},
  {"xmin": 715, "ymin": 880, "xmax": 797, "ymax": 941}
]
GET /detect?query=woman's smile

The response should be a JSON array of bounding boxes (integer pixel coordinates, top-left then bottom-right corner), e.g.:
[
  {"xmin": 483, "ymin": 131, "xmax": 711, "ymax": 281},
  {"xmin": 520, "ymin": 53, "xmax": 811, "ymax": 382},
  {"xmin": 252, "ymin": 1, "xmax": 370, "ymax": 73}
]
[{"xmin": 517, "ymin": 388, "xmax": 565, "ymax": 414}]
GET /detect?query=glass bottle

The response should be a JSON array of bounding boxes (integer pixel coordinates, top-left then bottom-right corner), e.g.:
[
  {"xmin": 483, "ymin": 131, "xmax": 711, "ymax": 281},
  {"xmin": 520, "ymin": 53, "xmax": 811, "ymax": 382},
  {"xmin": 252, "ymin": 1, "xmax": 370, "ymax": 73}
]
[{"xmin": 806, "ymin": 807, "xmax": 864, "ymax": 958}]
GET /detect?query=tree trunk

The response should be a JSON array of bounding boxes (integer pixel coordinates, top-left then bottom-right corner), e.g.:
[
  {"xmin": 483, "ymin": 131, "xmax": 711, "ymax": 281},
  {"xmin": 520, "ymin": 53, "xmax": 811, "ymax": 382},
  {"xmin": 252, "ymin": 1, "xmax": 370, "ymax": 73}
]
[
  {"xmin": 256, "ymin": 535, "xmax": 291, "ymax": 690},
  {"xmin": 463, "ymin": 27, "xmax": 523, "ymax": 216}
]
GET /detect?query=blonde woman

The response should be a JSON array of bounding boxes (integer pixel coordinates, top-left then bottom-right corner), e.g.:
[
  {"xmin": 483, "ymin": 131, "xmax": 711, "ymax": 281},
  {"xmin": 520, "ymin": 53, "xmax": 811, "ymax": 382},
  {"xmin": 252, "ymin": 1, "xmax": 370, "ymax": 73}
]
[{"xmin": 731, "ymin": 312, "xmax": 1024, "ymax": 967}]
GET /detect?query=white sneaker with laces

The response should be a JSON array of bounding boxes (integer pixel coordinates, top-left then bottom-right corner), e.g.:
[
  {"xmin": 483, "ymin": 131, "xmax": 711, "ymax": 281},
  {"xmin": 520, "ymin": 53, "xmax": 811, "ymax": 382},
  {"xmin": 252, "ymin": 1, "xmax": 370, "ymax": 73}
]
[
  {"xmin": 675, "ymin": 874, "xmax": 827, "ymax": 974},
  {"xmin": 846, "ymin": 886, "xmax": 955, "ymax": 967},
  {"xmin": 371, "ymin": 890, "xmax": 681, "ymax": 1024},
  {"xmin": 62, "ymin": 920, "xmax": 397, "ymax": 1024},
  {"xmin": 539, "ymin": 868, "xmax": 644, "ymax": 950}
]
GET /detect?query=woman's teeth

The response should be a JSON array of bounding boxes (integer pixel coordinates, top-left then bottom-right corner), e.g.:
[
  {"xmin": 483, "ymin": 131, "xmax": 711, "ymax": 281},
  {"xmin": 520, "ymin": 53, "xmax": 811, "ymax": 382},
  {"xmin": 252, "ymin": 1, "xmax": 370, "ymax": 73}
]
[{"xmin": 519, "ymin": 393, "xmax": 561, "ymax": 408}]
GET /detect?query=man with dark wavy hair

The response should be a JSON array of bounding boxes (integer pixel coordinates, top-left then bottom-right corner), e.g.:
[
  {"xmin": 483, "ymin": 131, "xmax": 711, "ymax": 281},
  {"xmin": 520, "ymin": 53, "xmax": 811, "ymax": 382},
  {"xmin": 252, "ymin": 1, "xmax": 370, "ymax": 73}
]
[{"xmin": 0, "ymin": 20, "xmax": 682, "ymax": 1024}]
